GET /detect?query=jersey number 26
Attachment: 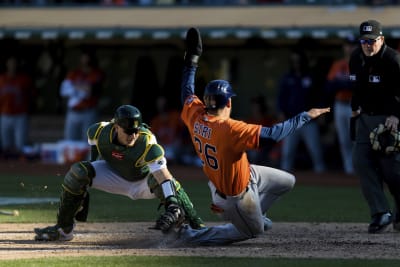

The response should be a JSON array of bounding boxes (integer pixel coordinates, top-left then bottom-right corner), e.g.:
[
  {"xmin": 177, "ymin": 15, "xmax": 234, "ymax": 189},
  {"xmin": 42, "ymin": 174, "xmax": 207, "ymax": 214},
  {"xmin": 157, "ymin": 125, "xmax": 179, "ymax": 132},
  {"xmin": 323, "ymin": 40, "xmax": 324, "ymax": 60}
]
[{"xmin": 193, "ymin": 136, "xmax": 219, "ymax": 170}]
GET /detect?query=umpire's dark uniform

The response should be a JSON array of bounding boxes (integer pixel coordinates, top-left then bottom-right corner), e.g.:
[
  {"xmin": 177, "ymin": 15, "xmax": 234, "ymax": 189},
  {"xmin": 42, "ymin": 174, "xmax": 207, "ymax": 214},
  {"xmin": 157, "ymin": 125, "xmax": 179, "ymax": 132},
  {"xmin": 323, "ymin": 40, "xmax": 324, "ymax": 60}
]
[{"xmin": 349, "ymin": 20, "xmax": 400, "ymax": 233}]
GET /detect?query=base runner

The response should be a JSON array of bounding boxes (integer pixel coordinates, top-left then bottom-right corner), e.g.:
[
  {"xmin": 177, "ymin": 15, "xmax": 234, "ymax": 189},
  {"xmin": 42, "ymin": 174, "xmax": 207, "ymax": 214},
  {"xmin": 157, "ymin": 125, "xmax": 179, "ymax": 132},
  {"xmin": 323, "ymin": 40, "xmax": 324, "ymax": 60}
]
[{"xmin": 174, "ymin": 28, "xmax": 330, "ymax": 245}]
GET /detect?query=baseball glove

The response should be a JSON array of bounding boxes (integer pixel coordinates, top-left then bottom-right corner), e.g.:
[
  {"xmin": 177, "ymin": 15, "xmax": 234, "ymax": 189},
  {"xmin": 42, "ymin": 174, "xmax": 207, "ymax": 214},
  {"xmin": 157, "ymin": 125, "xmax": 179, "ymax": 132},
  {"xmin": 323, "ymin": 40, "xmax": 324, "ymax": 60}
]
[
  {"xmin": 369, "ymin": 123, "xmax": 400, "ymax": 154},
  {"xmin": 154, "ymin": 203, "xmax": 185, "ymax": 233}
]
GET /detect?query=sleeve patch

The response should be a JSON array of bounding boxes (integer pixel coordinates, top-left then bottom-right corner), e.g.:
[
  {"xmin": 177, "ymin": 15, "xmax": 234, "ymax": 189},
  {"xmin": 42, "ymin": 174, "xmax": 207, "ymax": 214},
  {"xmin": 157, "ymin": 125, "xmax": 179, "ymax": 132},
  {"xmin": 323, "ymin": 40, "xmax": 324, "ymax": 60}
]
[{"xmin": 185, "ymin": 96, "xmax": 195, "ymax": 105}]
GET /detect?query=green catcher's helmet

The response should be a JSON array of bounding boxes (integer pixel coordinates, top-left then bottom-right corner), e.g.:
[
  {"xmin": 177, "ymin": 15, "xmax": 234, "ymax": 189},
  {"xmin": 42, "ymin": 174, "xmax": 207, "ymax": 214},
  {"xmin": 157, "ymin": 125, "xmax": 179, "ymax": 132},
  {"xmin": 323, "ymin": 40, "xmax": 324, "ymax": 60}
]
[{"xmin": 114, "ymin": 105, "xmax": 142, "ymax": 134}]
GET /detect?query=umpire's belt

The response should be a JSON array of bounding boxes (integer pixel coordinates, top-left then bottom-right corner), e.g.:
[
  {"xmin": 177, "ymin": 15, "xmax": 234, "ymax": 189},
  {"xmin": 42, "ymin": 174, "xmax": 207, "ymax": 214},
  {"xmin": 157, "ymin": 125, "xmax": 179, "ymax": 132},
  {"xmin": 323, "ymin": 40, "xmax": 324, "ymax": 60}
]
[
  {"xmin": 216, "ymin": 187, "xmax": 249, "ymax": 200},
  {"xmin": 361, "ymin": 111, "xmax": 386, "ymax": 116}
]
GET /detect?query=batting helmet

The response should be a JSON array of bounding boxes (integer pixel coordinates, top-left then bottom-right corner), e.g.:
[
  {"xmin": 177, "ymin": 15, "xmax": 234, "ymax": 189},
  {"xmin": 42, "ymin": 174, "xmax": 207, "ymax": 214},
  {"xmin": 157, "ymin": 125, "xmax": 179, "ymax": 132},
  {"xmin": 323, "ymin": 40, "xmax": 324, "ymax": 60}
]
[
  {"xmin": 369, "ymin": 123, "xmax": 400, "ymax": 154},
  {"xmin": 114, "ymin": 105, "xmax": 142, "ymax": 134},
  {"xmin": 203, "ymin": 80, "xmax": 236, "ymax": 109}
]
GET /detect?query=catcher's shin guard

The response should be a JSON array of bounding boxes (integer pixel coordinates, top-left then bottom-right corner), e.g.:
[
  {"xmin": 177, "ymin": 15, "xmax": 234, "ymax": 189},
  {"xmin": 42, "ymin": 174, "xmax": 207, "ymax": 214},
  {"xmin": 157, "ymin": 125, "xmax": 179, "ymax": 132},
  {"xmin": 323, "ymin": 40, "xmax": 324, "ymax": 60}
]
[
  {"xmin": 75, "ymin": 191, "xmax": 90, "ymax": 222},
  {"xmin": 57, "ymin": 187, "xmax": 85, "ymax": 229},
  {"xmin": 174, "ymin": 181, "xmax": 205, "ymax": 229}
]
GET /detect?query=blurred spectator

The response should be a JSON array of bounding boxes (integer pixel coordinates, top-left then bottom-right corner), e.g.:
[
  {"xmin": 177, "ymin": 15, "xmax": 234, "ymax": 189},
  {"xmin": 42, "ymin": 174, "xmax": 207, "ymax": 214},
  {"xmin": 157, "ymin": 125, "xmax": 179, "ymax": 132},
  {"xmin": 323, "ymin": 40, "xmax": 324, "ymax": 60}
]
[
  {"xmin": 150, "ymin": 95, "xmax": 184, "ymax": 164},
  {"xmin": 60, "ymin": 50, "xmax": 104, "ymax": 141},
  {"xmin": 277, "ymin": 49, "xmax": 326, "ymax": 173},
  {"xmin": 246, "ymin": 94, "xmax": 280, "ymax": 166},
  {"xmin": 102, "ymin": 0, "xmax": 129, "ymax": 5},
  {"xmin": 203, "ymin": 0, "xmax": 248, "ymax": 4},
  {"xmin": 35, "ymin": 42, "xmax": 68, "ymax": 114},
  {"xmin": 0, "ymin": 55, "xmax": 36, "ymax": 158},
  {"xmin": 325, "ymin": 38, "xmax": 357, "ymax": 174}
]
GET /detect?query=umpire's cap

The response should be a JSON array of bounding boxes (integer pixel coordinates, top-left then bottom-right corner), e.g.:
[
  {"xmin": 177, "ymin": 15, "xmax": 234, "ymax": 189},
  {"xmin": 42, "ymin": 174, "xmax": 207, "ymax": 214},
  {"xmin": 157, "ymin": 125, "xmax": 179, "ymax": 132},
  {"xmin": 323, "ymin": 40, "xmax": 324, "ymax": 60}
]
[
  {"xmin": 360, "ymin": 20, "xmax": 383, "ymax": 39},
  {"xmin": 114, "ymin": 105, "xmax": 142, "ymax": 134},
  {"xmin": 203, "ymin": 80, "xmax": 236, "ymax": 109}
]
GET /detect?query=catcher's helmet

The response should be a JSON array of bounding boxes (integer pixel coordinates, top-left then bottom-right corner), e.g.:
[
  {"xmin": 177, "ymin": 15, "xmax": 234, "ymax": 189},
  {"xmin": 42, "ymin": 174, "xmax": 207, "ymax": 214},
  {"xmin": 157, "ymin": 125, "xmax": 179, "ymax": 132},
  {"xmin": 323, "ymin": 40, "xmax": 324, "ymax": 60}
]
[
  {"xmin": 114, "ymin": 105, "xmax": 142, "ymax": 134},
  {"xmin": 203, "ymin": 80, "xmax": 236, "ymax": 109}
]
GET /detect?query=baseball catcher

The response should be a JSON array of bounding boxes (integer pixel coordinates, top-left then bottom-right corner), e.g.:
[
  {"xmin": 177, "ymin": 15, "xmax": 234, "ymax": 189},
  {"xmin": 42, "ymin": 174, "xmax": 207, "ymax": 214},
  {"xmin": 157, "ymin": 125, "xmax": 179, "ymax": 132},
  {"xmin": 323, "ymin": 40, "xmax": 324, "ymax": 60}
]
[{"xmin": 34, "ymin": 104, "xmax": 204, "ymax": 241}]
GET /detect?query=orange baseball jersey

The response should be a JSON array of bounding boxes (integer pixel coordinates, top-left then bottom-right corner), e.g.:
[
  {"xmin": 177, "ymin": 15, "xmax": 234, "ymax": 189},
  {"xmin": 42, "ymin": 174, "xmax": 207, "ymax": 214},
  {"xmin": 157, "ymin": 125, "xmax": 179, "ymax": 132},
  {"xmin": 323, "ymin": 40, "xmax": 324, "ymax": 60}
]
[
  {"xmin": 327, "ymin": 58, "xmax": 352, "ymax": 102},
  {"xmin": 181, "ymin": 95, "xmax": 261, "ymax": 196},
  {"xmin": 0, "ymin": 73, "xmax": 32, "ymax": 115},
  {"xmin": 66, "ymin": 68, "xmax": 103, "ymax": 110}
]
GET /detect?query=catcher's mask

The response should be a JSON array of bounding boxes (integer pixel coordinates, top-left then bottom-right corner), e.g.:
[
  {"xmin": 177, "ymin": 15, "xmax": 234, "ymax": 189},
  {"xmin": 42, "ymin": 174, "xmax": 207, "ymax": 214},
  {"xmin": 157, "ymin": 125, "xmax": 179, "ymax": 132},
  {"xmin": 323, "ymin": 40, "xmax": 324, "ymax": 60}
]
[
  {"xmin": 203, "ymin": 80, "xmax": 236, "ymax": 110},
  {"xmin": 113, "ymin": 105, "xmax": 142, "ymax": 135},
  {"xmin": 369, "ymin": 124, "xmax": 400, "ymax": 154}
]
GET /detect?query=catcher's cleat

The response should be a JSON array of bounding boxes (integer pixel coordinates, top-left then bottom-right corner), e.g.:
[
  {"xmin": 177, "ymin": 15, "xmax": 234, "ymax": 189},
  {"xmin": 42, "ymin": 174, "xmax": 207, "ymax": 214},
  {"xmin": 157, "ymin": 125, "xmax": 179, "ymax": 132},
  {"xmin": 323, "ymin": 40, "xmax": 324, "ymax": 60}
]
[
  {"xmin": 189, "ymin": 219, "xmax": 206, "ymax": 230},
  {"xmin": 156, "ymin": 204, "xmax": 185, "ymax": 233},
  {"xmin": 151, "ymin": 216, "xmax": 205, "ymax": 231},
  {"xmin": 368, "ymin": 212, "xmax": 392, "ymax": 234},
  {"xmin": 34, "ymin": 225, "xmax": 74, "ymax": 241}
]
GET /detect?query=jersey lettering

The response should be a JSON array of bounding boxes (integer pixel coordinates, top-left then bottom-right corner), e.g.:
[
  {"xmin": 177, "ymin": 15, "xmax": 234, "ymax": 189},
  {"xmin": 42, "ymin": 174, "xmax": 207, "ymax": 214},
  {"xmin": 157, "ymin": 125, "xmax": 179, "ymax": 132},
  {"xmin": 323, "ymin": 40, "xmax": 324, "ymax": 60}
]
[{"xmin": 193, "ymin": 122, "xmax": 212, "ymax": 139}]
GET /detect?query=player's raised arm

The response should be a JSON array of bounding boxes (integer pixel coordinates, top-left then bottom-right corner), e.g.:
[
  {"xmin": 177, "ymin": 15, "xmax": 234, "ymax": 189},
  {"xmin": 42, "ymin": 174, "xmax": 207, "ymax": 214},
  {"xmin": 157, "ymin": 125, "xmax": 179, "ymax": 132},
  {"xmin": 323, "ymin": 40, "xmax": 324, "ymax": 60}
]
[{"xmin": 181, "ymin": 27, "xmax": 203, "ymax": 105}]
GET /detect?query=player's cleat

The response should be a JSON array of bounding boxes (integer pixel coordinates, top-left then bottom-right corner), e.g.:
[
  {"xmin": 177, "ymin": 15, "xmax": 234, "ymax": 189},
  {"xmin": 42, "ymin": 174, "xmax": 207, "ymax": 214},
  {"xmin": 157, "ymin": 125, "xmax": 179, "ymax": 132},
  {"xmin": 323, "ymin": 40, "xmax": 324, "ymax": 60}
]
[
  {"xmin": 34, "ymin": 225, "xmax": 74, "ymax": 241},
  {"xmin": 368, "ymin": 212, "xmax": 392, "ymax": 234},
  {"xmin": 263, "ymin": 215, "xmax": 273, "ymax": 231}
]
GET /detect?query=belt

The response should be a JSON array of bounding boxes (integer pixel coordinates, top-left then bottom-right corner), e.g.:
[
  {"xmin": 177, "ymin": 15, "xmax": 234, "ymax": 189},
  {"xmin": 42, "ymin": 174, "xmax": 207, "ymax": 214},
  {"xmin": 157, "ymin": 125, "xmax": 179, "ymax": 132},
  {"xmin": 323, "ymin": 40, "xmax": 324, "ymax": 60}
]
[
  {"xmin": 215, "ymin": 187, "xmax": 249, "ymax": 200},
  {"xmin": 361, "ymin": 111, "xmax": 386, "ymax": 116},
  {"xmin": 215, "ymin": 189, "xmax": 226, "ymax": 199}
]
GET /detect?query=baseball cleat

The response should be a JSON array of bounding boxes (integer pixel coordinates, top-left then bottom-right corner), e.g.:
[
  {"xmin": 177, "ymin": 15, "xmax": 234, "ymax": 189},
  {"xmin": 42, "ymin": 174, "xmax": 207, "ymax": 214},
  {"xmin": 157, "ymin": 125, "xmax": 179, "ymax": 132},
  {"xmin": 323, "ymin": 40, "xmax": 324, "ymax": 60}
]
[
  {"xmin": 368, "ymin": 212, "xmax": 392, "ymax": 234},
  {"xmin": 156, "ymin": 204, "xmax": 185, "ymax": 234},
  {"xmin": 263, "ymin": 215, "xmax": 273, "ymax": 231},
  {"xmin": 34, "ymin": 225, "xmax": 74, "ymax": 241}
]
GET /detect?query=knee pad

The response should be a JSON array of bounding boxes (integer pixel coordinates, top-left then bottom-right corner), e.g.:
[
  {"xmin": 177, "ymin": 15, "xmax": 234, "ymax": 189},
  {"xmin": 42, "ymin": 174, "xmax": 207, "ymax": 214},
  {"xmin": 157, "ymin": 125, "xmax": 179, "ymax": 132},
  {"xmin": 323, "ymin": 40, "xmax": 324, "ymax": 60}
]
[{"xmin": 63, "ymin": 161, "xmax": 96, "ymax": 195}]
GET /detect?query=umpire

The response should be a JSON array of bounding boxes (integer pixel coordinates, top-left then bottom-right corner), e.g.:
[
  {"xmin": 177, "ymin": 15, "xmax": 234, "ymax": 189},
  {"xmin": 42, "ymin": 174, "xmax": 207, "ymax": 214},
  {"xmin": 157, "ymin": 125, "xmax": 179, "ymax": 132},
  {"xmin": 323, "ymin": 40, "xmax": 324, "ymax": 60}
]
[{"xmin": 349, "ymin": 19, "xmax": 400, "ymax": 233}]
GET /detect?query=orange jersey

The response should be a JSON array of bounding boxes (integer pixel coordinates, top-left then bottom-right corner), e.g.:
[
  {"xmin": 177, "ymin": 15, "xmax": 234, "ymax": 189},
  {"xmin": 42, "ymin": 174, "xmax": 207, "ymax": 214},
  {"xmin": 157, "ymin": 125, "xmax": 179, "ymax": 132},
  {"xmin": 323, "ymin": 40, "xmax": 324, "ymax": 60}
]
[
  {"xmin": 181, "ymin": 96, "xmax": 261, "ymax": 196},
  {"xmin": 66, "ymin": 68, "xmax": 104, "ymax": 110},
  {"xmin": 150, "ymin": 110, "xmax": 183, "ymax": 145},
  {"xmin": 327, "ymin": 58, "xmax": 352, "ymax": 102},
  {"xmin": 0, "ymin": 73, "xmax": 32, "ymax": 115}
]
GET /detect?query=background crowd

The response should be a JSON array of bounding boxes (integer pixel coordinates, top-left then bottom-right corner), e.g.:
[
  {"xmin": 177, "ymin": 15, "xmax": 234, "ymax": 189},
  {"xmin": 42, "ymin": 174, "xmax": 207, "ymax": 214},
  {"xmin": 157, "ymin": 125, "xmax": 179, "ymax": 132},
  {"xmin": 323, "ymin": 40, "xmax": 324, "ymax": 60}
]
[
  {"xmin": 1, "ymin": 0, "xmax": 400, "ymax": 6},
  {"xmin": 1, "ymin": 2, "xmax": 400, "ymax": 174}
]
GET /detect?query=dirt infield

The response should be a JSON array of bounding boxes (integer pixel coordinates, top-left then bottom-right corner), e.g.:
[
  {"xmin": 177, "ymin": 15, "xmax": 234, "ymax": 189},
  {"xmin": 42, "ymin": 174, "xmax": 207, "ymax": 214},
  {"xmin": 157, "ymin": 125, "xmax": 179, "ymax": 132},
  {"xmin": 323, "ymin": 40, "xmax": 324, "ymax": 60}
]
[
  {"xmin": 1, "ymin": 222, "xmax": 400, "ymax": 260},
  {"xmin": 2, "ymin": 161, "xmax": 384, "ymax": 261}
]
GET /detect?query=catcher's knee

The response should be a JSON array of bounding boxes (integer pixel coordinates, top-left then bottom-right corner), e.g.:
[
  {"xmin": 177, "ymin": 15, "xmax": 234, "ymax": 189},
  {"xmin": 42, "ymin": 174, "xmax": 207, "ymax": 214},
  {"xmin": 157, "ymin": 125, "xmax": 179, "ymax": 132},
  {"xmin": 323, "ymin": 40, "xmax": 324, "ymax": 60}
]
[{"xmin": 63, "ymin": 161, "xmax": 95, "ymax": 195}]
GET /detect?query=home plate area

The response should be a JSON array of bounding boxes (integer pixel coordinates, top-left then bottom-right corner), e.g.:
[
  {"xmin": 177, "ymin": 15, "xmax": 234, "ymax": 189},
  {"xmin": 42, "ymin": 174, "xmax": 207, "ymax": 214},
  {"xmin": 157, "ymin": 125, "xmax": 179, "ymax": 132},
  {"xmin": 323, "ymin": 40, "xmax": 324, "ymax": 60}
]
[{"xmin": 1, "ymin": 222, "xmax": 400, "ymax": 260}]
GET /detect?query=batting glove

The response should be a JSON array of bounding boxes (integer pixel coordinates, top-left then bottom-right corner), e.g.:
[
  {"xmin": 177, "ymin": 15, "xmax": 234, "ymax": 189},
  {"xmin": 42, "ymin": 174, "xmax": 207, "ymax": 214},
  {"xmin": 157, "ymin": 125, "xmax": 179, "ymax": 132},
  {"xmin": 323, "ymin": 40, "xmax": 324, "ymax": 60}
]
[{"xmin": 184, "ymin": 27, "xmax": 202, "ymax": 67}]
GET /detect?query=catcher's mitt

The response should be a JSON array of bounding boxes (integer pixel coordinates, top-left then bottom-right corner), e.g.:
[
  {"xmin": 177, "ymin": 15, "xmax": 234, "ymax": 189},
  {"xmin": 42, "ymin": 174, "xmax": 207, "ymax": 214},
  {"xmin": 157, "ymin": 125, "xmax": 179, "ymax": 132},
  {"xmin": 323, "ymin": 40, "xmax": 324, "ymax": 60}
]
[
  {"xmin": 369, "ymin": 123, "xmax": 400, "ymax": 154},
  {"xmin": 154, "ymin": 203, "xmax": 185, "ymax": 233}
]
